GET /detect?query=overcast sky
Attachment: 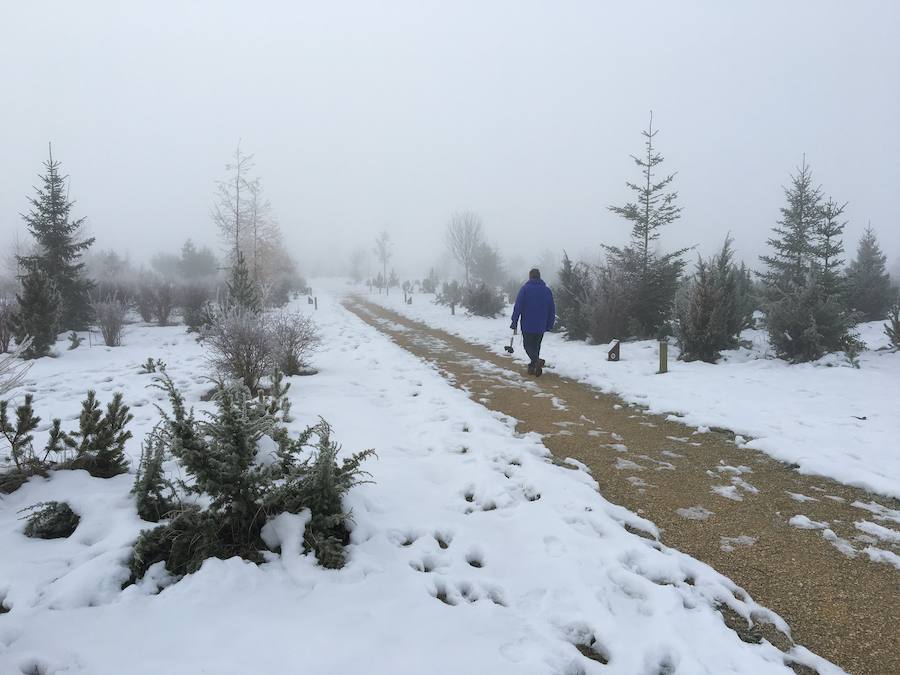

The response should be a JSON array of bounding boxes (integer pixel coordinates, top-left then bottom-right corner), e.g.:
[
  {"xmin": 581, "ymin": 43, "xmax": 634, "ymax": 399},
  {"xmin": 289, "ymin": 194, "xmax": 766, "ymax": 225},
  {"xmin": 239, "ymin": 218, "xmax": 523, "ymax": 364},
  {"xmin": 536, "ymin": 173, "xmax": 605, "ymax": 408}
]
[{"xmin": 2, "ymin": 1, "xmax": 898, "ymax": 280}]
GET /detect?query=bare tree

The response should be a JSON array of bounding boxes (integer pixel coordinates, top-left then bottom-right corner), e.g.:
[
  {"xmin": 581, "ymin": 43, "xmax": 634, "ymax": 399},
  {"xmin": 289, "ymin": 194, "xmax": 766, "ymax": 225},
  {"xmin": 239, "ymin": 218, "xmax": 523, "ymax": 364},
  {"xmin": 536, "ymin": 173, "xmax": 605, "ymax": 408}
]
[
  {"xmin": 373, "ymin": 230, "xmax": 392, "ymax": 295},
  {"xmin": 244, "ymin": 177, "xmax": 276, "ymax": 284},
  {"xmin": 212, "ymin": 142, "xmax": 254, "ymax": 263},
  {"xmin": 0, "ymin": 338, "xmax": 32, "ymax": 396},
  {"xmin": 445, "ymin": 211, "xmax": 483, "ymax": 286}
]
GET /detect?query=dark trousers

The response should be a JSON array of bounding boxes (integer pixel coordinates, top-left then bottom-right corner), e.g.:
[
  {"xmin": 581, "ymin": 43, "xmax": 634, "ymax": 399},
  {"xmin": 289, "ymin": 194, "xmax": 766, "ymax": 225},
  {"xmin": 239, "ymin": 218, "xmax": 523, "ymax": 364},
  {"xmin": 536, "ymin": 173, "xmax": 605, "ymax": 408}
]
[{"xmin": 522, "ymin": 331, "xmax": 544, "ymax": 365}]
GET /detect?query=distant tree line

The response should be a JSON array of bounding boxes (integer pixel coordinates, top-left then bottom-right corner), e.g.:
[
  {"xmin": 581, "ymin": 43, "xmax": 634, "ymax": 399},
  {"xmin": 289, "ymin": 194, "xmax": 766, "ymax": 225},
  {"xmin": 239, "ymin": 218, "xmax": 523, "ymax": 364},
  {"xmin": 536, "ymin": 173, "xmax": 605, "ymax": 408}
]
[
  {"xmin": 553, "ymin": 117, "xmax": 898, "ymax": 364},
  {"xmin": 0, "ymin": 143, "xmax": 306, "ymax": 358}
]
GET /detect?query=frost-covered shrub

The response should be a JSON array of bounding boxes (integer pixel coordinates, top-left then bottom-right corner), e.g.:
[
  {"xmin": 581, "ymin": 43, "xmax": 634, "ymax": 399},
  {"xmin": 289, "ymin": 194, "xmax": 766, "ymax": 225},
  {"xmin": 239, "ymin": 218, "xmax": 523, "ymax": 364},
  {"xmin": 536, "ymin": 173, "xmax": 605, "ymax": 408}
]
[
  {"xmin": 178, "ymin": 283, "xmax": 215, "ymax": 332},
  {"xmin": 130, "ymin": 376, "xmax": 374, "ymax": 580},
  {"xmin": 154, "ymin": 281, "xmax": 175, "ymax": 326},
  {"xmin": 0, "ymin": 339, "xmax": 32, "ymax": 397},
  {"xmin": 132, "ymin": 429, "xmax": 173, "ymax": 523},
  {"xmin": 267, "ymin": 311, "xmax": 319, "ymax": 376},
  {"xmin": 462, "ymin": 283, "xmax": 505, "ymax": 318},
  {"xmin": 885, "ymin": 301, "xmax": 900, "ymax": 351},
  {"xmin": 134, "ymin": 277, "xmax": 157, "ymax": 323},
  {"xmin": 204, "ymin": 309, "xmax": 274, "ymax": 393},
  {"xmin": 0, "ymin": 297, "xmax": 16, "ymax": 353},
  {"xmin": 21, "ymin": 501, "xmax": 80, "ymax": 539},
  {"xmin": 92, "ymin": 296, "xmax": 127, "ymax": 347}
]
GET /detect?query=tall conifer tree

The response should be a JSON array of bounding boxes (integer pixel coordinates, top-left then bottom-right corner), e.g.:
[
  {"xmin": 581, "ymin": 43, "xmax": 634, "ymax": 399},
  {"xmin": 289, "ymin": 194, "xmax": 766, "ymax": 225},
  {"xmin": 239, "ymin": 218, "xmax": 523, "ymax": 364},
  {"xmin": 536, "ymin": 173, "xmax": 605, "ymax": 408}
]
[{"xmin": 18, "ymin": 146, "xmax": 94, "ymax": 330}]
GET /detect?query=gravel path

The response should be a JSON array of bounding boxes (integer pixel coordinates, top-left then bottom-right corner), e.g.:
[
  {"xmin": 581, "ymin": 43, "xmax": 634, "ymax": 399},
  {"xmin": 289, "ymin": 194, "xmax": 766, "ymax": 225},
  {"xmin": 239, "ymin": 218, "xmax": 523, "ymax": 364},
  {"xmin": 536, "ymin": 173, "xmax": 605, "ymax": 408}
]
[{"xmin": 344, "ymin": 296, "xmax": 900, "ymax": 675}]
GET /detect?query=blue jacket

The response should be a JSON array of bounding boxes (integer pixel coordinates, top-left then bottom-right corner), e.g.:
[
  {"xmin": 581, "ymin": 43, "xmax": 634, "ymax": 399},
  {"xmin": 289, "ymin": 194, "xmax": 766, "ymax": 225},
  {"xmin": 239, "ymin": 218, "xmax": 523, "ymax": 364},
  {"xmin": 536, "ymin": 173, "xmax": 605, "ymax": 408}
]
[{"xmin": 511, "ymin": 279, "xmax": 555, "ymax": 334}]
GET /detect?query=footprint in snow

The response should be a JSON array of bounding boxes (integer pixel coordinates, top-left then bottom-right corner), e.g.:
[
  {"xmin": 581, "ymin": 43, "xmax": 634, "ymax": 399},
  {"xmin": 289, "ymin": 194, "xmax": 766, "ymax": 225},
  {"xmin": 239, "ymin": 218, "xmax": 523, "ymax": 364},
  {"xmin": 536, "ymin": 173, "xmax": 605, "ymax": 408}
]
[{"xmin": 543, "ymin": 535, "xmax": 566, "ymax": 557}]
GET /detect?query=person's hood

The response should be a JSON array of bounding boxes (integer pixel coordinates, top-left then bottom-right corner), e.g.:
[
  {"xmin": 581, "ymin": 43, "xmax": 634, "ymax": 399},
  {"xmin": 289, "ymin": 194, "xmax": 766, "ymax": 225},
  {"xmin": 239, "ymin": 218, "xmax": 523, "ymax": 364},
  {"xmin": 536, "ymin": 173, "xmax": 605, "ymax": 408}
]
[{"xmin": 526, "ymin": 278, "xmax": 546, "ymax": 286}]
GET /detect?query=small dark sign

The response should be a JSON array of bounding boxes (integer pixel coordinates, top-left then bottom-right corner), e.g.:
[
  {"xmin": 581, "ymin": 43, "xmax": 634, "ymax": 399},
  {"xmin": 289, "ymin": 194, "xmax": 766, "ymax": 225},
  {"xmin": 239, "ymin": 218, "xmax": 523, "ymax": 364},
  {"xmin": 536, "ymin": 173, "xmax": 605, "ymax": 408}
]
[{"xmin": 608, "ymin": 340, "xmax": 620, "ymax": 362}]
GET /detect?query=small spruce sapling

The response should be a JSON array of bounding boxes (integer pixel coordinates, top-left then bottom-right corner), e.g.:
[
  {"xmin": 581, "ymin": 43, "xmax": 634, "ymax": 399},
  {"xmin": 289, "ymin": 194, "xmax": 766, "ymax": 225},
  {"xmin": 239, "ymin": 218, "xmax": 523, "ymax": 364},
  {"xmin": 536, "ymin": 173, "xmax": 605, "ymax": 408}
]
[
  {"xmin": 132, "ymin": 428, "xmax": 174, "ymax": 522},
  {"xmin": 64, "ymin": 391, "xmax": 133, "ymax": 478}
]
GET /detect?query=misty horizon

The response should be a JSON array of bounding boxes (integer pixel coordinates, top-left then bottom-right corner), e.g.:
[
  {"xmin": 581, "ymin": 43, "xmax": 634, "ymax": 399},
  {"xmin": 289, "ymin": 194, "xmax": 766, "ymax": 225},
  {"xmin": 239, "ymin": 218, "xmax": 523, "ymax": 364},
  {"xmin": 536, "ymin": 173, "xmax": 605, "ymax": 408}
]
[{"xmin": 2, "ymin": 1, "xmax": 899, "ymax": 281}]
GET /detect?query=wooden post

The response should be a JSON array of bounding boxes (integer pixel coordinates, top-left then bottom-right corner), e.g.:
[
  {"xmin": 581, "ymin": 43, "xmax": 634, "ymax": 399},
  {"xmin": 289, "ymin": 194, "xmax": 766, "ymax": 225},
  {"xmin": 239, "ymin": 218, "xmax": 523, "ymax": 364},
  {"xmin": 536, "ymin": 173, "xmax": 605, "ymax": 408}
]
[
  {"xmin": 314, "ymin": 297, "xmax": 318, "ymax": 310},
  {"xmin": 658, "ymin": 340, "xmax": 668, "ymax": 374}
]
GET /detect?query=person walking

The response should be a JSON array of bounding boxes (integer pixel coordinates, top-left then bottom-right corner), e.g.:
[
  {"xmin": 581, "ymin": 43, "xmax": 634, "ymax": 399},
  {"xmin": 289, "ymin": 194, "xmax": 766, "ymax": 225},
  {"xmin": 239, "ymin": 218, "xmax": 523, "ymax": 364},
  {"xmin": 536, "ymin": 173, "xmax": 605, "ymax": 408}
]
[{"xmin": 510, "ymin": 268, "xmax": 555, "ymax": 376}]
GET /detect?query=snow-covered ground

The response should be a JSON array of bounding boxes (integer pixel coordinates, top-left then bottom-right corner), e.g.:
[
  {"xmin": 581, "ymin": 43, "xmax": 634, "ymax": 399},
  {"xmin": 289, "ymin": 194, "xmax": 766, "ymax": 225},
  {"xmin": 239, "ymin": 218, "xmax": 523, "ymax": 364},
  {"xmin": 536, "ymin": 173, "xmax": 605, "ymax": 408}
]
[
  {"xmin": 363, "ymin": 284, "xmax": 900, "ymax": 499},
  {"xmin": 0, "ymin": 293, "xmax": 839, "ymax": 674}
]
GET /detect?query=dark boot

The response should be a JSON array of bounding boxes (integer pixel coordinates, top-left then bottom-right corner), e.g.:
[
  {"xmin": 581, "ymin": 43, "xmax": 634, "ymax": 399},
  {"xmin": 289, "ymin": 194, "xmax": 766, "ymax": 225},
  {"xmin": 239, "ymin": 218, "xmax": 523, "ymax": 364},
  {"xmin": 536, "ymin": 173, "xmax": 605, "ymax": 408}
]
[
  {"xmin": 527, "ymin": 363, "xmax": 535, "ymax": 375},
  {"xmin": 534, "ymin": 358, "xmax": 545, "ymax": 377}
]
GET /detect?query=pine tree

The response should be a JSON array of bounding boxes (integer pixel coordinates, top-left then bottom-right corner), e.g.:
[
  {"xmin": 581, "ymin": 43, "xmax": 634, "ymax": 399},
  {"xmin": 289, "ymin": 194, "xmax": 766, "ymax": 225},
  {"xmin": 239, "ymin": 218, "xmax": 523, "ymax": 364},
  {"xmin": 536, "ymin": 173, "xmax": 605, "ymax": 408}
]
[
  {"xmin": 606, "ymin": 113, "xmax": 688, "ymax": 338},
  {"xmin": 12, "ymin": 268, "xmax": 60, "ymax": 359},
  {"xmin": 760, "ymin": 160, "xmax": 858, "ymax": 362},
  {"xmin": 675, "ymin": 236, "xmax": 742, "ymax": 362},
  {"xmin": 815, "ymin": 198, "xmax": 847, "ymax": 297},
  {"xmin": 556, "ymin": 253, "xmax": 590, "ymax": 341},
  {"xmin": 759, "ymin": 158, "xmax": 823, "ymax": 293},
  {"xmin": 227, "ymin": 251, "xmax": 261, "ymax": 313},
  {"xmin": 845, "ymin": 226, "xmax": 895, "ymax": 321},
  {"xmin": 17, "ymin": 146, "xmax": 95, "ymax": 330}
]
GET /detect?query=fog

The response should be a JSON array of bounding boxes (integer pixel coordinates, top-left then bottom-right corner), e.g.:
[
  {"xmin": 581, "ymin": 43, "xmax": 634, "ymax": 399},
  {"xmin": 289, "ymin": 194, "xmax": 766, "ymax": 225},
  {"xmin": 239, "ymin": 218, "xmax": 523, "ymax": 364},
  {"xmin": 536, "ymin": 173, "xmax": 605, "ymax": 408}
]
[{"xmin": 2, "ymin": 1, "xmax": 898, "ymax": 280}]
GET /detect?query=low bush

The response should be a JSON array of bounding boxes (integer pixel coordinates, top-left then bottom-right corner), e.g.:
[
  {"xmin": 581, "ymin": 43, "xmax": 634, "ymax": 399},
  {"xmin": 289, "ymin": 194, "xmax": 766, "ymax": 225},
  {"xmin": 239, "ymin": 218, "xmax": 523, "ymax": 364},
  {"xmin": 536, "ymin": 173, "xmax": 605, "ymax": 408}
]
[
  {"xmin": 766, "ymin": 284, "xmax": 861, "ymax": 364},
  {"xmin": 154, "ymin": 282, "xmax": 175, "ymax": 326},
  {"xmin": 436, "ymin": 281, "xmax": 463, "ymax": 315},
  {"xmin": 203, "ymin": 309, "xmax": 273, "ymax": 393},
  {"xmin": 0, "ymin": 389, "xmax": 133, "ymax": 488},
  {"xmin": 21, "ymin": 501, "xmax": 80, "ymax": 539},
  {"xmin": 268, "ymin": 311, "xmax": 319, "ymax": 376},
  {"xmin": 130, "ymin": 375, "xmax": 374, "ymax": 580},
  {"xmin": 178, "ymin": 283, "xmax": 216, "ymax": 332},
  {"xmin": 135, "ymin": 277, "xmax": 156, "ymax": 323},
  {"xmin": 92, "ymin": 296, "xmax": 128, "ymax": 347},
  {"xmin": 0, "ymin": 297, "xmax": 15, "ymax": 353},
  {"xmin": 462, "ymin": 283, "xmax": 506, "ymax": 318}
]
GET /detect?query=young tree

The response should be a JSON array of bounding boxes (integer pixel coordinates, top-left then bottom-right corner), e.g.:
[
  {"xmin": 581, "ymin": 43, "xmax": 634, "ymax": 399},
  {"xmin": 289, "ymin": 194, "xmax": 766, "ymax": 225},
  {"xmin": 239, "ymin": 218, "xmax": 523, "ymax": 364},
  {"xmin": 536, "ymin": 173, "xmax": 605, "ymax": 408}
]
[
  {"xmin": 815, "ymin": 198, "xmax": 847, "ymax": 296},
  {"xmin": 605, "ymin": 114, "xmax": 687, "ymax": 338},
  {"xmin": 471, "ymin": 241, "xmax": 506, "ymax": 288},
  {"xmin": 212, "ymin": 142, "xmax": 254, "ymax": 263},
  {"xmin": 179, "ymin": 239, "xmax": 219, "ymax": 280},
  {"xmin": 845, "ymin": 226, "xmax": 895, "ymax": 321},
  {"xmin": 12, "ymin": 268, "xmax": 60, "ymax": 359},
  {"xmin": 556, "ymin": 253, "xmax": 590, "ymax": 341},
  {"xmin": 445, "ymin": 211, "xmax": 483, "ymax": 286},
  {"xmin": 759, "ymin": 157, "xmax": 823, "ymax": 292},
  {"xmin": 17, "ymin": 146, "xmax": 94, "ymax": 330},
  {"xmin": 675, "ymin": 236, "xmax": 743, "ymax": 363},
  {"xmin": 227, "ymin": 251, "xmax": 261, "ymax": 313},
  {"xmin": 373, "ymin": 230, "xmax": 392, "ymax": 295},
  {"xmin": 760, "ymin": 160, "xmax": 858, "ymax": 362}
]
